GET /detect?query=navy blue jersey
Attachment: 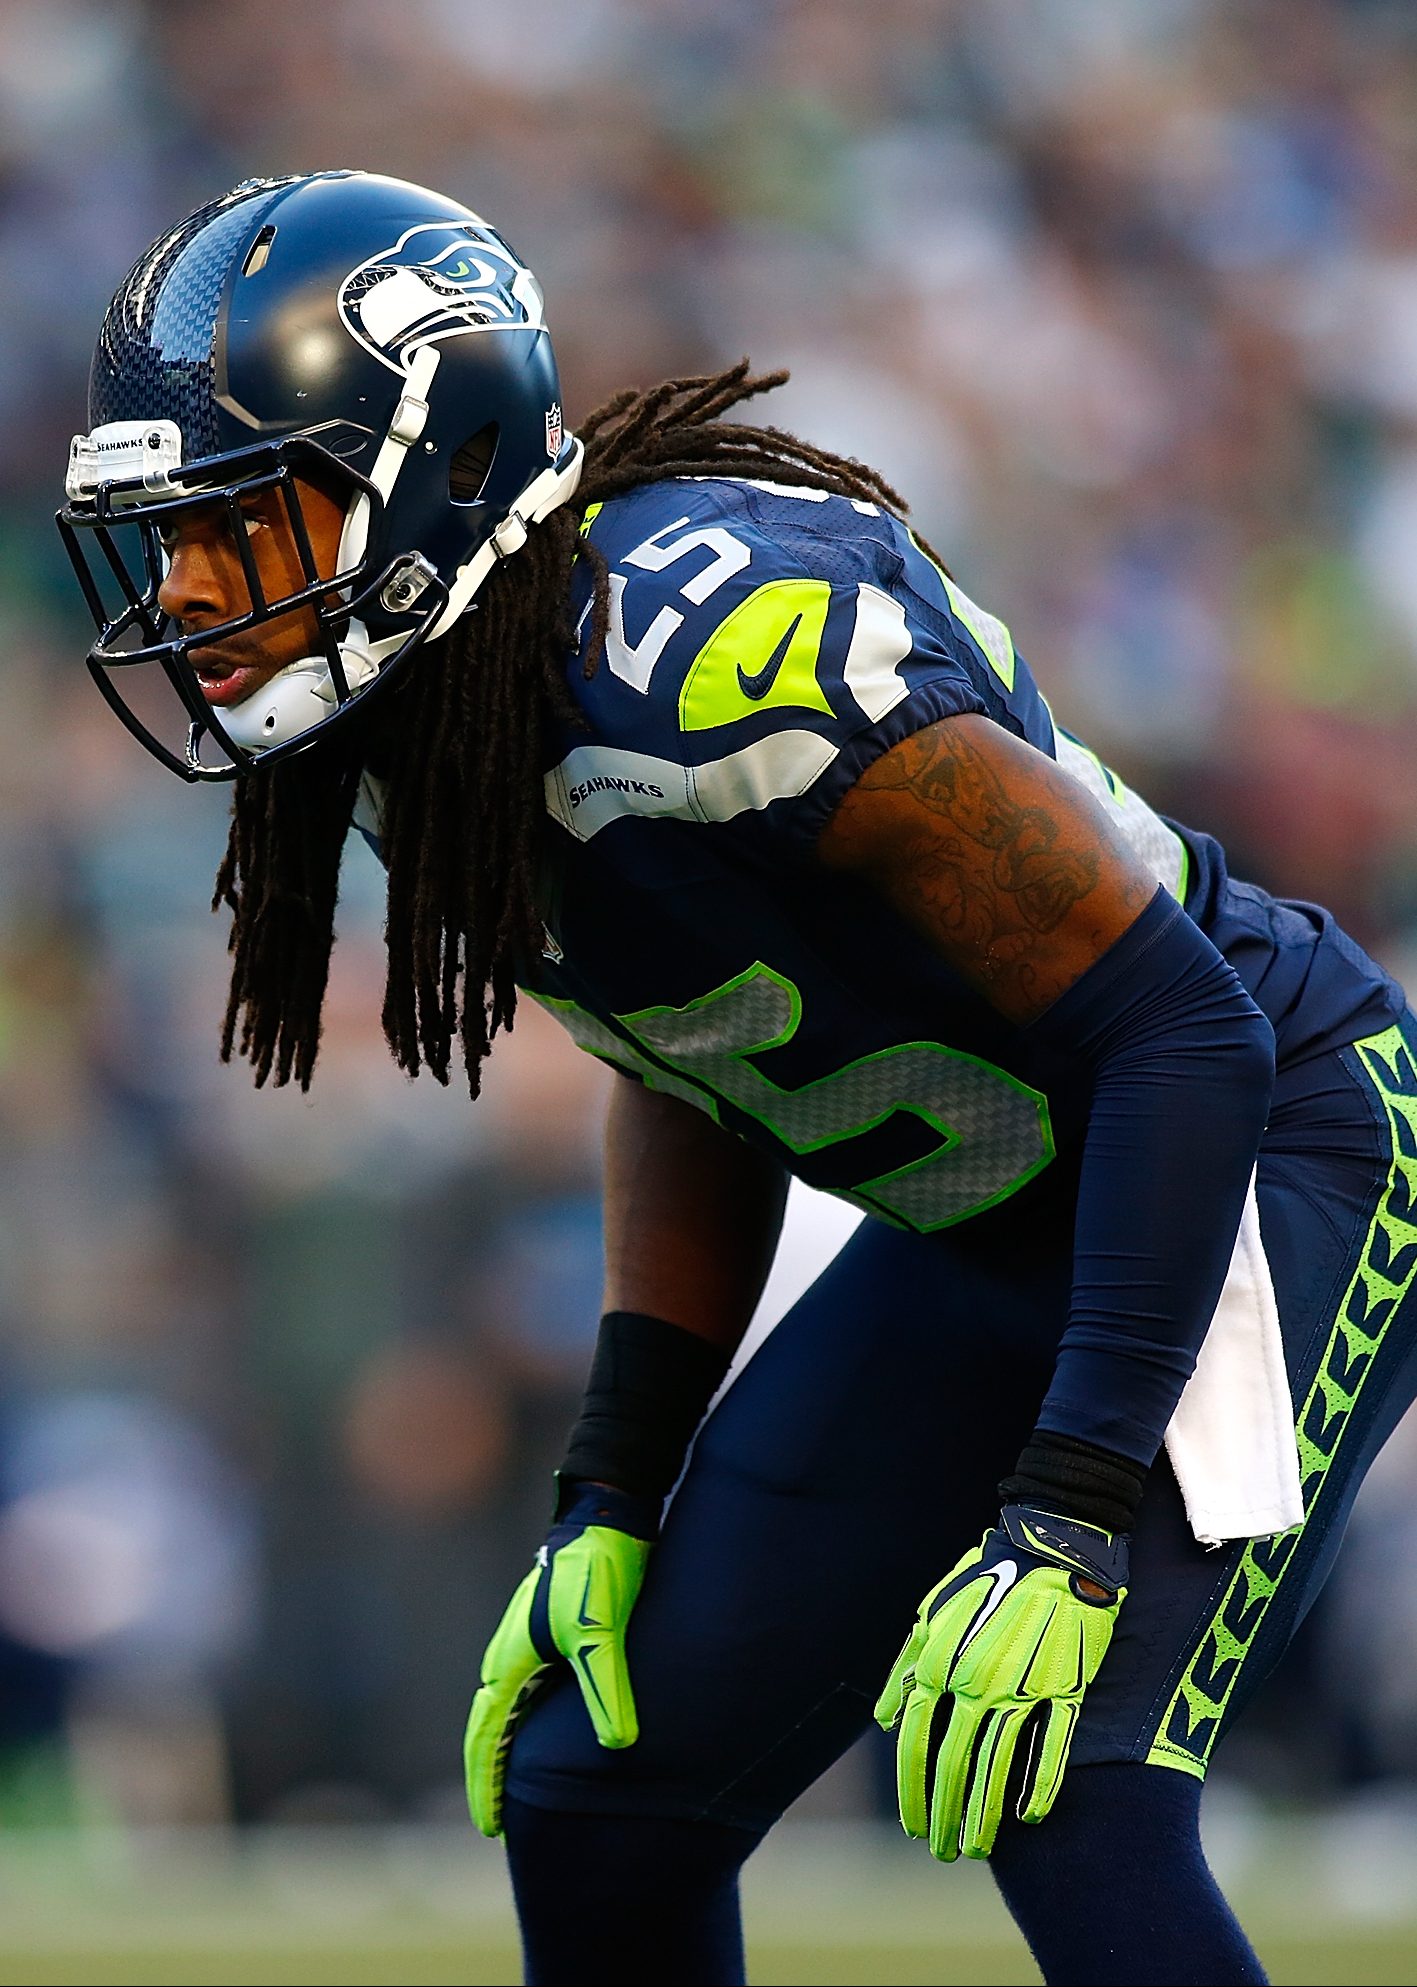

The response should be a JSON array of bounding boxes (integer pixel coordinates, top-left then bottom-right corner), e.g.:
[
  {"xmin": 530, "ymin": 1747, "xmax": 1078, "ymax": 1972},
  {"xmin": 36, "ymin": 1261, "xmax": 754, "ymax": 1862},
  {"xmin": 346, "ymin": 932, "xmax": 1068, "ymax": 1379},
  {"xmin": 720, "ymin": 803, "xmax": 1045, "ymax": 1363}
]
[{"xmin": 503, "ymin": 475, "xmax": 1400, "ymax": 1236}]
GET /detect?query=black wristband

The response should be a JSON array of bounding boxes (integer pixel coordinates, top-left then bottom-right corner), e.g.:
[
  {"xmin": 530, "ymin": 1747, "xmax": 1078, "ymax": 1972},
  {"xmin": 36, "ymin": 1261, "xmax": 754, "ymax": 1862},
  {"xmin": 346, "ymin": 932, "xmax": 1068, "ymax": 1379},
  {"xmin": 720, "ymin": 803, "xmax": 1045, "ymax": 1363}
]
[
  {"xmin": 560, "ymin": 1310, "xmax": 732, "ymax": 1502},
  {"xmin": 998, "ymin": 1428, "xmax": 1148, "ymax": 1534}
]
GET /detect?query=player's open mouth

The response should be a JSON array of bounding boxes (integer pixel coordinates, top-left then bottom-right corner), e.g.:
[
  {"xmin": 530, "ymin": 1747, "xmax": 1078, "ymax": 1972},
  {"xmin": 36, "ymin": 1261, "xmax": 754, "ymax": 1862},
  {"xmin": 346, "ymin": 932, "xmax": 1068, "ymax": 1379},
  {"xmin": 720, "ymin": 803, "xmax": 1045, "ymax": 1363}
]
[{"xmin": 191, "ymin": 657, "xmax": 268, "ymax": 708}]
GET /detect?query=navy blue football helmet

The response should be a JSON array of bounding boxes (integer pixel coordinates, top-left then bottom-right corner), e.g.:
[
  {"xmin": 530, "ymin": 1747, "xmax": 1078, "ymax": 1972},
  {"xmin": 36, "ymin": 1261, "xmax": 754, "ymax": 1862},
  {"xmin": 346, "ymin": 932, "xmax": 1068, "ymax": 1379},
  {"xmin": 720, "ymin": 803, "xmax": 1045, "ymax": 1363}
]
[{"xmin": 58, "ymin": 169, "xmax": 583, "ymax": 779}]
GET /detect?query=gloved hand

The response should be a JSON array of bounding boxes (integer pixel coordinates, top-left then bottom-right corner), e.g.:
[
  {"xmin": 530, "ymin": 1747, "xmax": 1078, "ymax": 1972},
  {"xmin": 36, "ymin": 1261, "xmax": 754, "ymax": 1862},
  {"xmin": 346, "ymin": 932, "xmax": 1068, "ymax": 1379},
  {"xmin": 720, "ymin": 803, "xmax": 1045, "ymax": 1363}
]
[
  {"xmin": 464, "ymin": 1477, "xmax": 658, "ymax": 1837},
  {"xmin": 875, "ymin": 1503, "xmax": 1128, "ymax": 1862}
]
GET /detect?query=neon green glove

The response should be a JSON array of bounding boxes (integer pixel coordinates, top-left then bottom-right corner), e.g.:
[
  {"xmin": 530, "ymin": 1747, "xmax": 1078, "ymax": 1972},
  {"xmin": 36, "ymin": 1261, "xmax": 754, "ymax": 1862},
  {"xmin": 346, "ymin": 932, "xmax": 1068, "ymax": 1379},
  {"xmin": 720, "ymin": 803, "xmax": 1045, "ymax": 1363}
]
[
  {"xmin": 876, "ymin": 1504, "xmax": 1128, "ymax": 1862},
  {"xmin": 463, "ymin": 1479, "xmax": 656, "ymax": 1837}
]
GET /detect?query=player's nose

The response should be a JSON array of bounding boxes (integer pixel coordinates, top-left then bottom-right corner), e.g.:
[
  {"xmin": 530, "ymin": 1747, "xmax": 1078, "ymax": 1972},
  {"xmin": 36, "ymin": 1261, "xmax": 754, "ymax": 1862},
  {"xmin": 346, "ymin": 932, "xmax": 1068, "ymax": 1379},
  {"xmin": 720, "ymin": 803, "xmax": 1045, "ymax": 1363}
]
[{"xmin": 157, "ymin": 526, "xmax": 243, "ymax": 627}]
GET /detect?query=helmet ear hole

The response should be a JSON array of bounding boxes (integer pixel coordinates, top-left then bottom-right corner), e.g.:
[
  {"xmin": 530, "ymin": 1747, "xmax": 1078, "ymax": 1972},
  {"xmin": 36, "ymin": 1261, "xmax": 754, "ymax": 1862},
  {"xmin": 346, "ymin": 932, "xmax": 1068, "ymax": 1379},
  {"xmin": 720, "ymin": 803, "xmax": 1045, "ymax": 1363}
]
[{"xmin": 448, "ymin": 423, "xmax": 498, "ymax": 504}]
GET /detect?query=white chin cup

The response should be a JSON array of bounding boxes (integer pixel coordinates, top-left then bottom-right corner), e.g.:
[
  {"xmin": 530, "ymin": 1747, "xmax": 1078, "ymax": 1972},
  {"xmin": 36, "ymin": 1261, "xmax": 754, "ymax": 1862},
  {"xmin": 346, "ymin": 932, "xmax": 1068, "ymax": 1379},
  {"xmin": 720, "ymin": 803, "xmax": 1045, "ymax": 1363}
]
[{"xmin": 214, "ymin": 621, "xmax": 390, "ymax": 751}]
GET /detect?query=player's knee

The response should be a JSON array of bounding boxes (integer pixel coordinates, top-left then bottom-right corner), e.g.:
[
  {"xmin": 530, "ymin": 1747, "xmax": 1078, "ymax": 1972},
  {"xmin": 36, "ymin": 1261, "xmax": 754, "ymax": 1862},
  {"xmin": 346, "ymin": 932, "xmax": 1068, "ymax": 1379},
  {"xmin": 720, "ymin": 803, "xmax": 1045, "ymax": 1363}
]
[
  {"xmin": 991, "ymin": 1761, "xmax": 1203, "ymax": 1894},
  {"xmin": 988, "ymin": 1765, "xmax": 1266, "ymax": 1985},
  {"xmin": 503, "ymin": 1793, "xmax": 758, "ymax": 1897}
]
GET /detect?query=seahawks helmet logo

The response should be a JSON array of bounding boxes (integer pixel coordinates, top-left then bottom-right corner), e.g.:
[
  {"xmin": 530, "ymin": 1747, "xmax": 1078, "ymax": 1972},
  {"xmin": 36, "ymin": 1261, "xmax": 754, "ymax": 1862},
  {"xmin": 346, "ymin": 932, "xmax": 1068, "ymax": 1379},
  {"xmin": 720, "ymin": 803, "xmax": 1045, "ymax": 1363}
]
[{"xmin": 338, "ymin": 220, "xmax": 546, "ymax": 375}]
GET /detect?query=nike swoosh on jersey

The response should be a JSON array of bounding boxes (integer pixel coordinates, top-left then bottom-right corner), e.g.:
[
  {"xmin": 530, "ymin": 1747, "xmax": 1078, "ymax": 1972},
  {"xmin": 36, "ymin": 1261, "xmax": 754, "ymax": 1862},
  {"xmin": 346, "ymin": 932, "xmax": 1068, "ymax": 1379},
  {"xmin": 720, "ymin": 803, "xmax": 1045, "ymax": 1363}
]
[{"xmin": 737, "ymin": 613, "xmax": 802, "ymax": 700}]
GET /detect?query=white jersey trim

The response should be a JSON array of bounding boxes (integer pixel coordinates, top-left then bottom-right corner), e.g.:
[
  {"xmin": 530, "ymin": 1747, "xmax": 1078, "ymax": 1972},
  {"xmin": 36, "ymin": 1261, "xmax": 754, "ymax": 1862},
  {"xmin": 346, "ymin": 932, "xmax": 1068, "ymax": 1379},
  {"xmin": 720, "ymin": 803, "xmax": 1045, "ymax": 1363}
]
[{"xmin": 545, "ymin": 730, "xmax": 839, "ymax": 842}]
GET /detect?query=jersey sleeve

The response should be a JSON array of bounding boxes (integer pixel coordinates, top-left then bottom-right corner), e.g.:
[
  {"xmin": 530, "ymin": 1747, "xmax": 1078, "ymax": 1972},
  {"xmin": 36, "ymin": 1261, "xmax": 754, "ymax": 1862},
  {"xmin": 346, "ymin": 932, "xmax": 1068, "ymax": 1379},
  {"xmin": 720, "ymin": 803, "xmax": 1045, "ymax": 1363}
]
[
  {"xmin": 544, "ymin": 488, "xmax": 1000, "ymax": 858},
  {"xmin": 752, "ymin": 572, "xmax": 993, "ymax": 856}
]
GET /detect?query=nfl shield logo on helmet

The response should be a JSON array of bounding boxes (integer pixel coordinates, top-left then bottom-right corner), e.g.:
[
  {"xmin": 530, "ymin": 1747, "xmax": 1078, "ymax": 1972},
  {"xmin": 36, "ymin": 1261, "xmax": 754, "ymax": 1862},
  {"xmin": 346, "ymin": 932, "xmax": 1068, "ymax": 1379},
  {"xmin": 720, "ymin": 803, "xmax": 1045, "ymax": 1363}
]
[{"xmin": 545, "ymin": 403, "xmax": 563, "ymax": 459}]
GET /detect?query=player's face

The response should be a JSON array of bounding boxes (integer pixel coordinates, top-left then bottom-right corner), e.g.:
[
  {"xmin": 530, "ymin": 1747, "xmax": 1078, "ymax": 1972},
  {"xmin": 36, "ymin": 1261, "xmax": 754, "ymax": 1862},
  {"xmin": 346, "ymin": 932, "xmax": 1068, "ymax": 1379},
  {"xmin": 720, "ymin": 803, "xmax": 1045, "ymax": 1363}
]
[{"xmin": 155, "ymin": 476, "xmax": 348, "ymax": 707}]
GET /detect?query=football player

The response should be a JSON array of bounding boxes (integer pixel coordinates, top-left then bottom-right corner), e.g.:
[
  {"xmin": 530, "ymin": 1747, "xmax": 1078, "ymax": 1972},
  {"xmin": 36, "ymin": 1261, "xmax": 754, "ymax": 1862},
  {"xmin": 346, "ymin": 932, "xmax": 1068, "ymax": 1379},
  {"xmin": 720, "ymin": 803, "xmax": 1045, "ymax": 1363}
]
[{"xmin": 61, "ymin": 171, "xmax": 1417, "ymax": 1987}]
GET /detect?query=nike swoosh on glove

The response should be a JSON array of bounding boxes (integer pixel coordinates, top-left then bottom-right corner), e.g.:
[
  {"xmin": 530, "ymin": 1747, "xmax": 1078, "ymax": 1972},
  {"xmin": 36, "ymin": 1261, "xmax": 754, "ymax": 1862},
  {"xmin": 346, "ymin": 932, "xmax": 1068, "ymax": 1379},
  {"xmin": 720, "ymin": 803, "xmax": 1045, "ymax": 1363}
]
[
  {"xmin": 875, "ymin": 1504, "xmax": 1129, "ymax": 1862},
  {"xmin": 463, "ymin": 1478, "xmax": 657, "ymax": 1837}
]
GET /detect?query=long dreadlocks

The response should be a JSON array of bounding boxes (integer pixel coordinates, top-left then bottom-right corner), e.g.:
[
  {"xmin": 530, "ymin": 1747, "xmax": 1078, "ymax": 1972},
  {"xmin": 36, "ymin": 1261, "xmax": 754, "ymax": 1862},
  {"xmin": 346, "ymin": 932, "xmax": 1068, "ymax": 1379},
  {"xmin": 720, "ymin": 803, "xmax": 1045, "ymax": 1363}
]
[{"xmin": 212, "ymin": 361, "xmax": 944, "ymax": 1097}]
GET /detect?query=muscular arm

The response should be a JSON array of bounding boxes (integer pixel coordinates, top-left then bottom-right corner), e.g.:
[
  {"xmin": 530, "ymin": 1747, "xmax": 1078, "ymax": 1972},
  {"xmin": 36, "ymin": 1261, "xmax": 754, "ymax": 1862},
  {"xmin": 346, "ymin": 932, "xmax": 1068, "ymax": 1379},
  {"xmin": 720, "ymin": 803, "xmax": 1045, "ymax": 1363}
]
[
  {"xmin": 817, "ymin": 712, "xmax": 1156, "ymax": 1018},
  {"xmin": 602, "ymin": 1073, "xmax": 789, "ymax": 1355},
  {"xmin": 554, "ymin": 1078, "xmax": 787, "ymax": 1500}
]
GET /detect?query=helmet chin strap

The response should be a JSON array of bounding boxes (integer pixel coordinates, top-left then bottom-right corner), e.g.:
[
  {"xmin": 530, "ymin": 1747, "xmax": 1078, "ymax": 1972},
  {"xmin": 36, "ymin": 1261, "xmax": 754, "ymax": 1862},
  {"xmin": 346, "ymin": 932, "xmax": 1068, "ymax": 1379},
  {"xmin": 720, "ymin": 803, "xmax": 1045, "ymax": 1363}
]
[
  {"xmin": 216, "ymin": 619, "xmax": 395, "ymax": 750},
  {"xmin": 334, "ymin": 340, "xmax": 443, "ymax": 582},
  {"xmin": 427, "ymin": 438, "xmax": 584, "ymax": 640}
]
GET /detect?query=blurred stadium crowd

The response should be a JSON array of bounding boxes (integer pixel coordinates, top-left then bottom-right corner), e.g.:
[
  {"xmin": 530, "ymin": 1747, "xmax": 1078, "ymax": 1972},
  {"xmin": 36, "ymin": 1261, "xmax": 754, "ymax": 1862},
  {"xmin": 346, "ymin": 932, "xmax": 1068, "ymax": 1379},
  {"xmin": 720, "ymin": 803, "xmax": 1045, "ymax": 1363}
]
[{"xmin": 3, "ymin": 0, "xmax": 1417, "ymax": 1832}]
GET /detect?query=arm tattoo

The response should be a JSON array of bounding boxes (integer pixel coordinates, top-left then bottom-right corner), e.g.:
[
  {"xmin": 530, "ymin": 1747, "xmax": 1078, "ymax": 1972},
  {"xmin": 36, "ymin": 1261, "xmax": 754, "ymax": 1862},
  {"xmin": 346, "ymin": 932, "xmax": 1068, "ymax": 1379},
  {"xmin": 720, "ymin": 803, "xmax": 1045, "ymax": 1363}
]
[
  {"xmin": 836, "ymin": 720, "xmax": 1153, "ymax": 1016},
  {"xmin": 857, "ymin": 726, "xmax": 1099, "ymax": 932}
]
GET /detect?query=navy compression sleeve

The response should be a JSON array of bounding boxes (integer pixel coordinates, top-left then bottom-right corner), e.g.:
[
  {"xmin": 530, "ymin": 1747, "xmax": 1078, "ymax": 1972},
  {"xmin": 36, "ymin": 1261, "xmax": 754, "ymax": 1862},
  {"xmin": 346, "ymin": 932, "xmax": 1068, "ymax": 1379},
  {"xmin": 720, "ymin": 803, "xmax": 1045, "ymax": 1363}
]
[{"xmin": 1024, "ymin": 886, "xmax": 1275, "ymax": 1466}]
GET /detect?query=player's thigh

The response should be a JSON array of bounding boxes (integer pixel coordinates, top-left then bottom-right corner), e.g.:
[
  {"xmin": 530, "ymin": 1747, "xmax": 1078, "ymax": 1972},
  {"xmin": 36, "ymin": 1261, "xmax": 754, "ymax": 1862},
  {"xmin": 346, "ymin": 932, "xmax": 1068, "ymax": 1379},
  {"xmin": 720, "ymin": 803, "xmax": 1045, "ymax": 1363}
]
[
  {"xmin": 505, "ymin": 1202, "xmax": 1074, "ymax": 1829},
  {"xmin": 1075, "ymin": 1017, "xmax": 1417, "ymax": 1777}
]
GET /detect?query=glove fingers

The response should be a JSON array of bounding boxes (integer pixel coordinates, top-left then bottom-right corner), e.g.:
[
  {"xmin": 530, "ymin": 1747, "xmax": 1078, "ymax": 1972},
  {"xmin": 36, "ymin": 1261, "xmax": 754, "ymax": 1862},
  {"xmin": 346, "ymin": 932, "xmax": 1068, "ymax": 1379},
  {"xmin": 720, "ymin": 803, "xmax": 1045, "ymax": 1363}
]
[
  {"xmin": 1019, "ymin": 1697, "xmax": 1079, "ymax": 1824},
  {"xmin": 464, "ymin": 1563, "xmax": 551, "ymax": 1836},
  {"xmin": 547, "ymin": 1528, "xmax": 651, "ymax": 1750},
  {"xmin": 926, "ymin": 1698, "xmax": 986, "ymax": 1863},
  {"xmin": 959, "ymin": 1704, "xmax": 1031, "ymax": 1860},
  {"xmin": 570, "ymin": 1629, "xmax": 640, "ymax": 1749},
  {"xmin": 464, "ymin": 1662, "xmax": 550, "ymax": 1837},
  {"xmin": 895, "ymin": 1682, "xmax": 945, "ymax": 1840},
  {"xmin": 874, "ymin": 1624, "xmax": 925, "ymax": 1732},
  {"xmin": 463, "ymin": 1688, "xmax": 504, "ymax": 1838}
]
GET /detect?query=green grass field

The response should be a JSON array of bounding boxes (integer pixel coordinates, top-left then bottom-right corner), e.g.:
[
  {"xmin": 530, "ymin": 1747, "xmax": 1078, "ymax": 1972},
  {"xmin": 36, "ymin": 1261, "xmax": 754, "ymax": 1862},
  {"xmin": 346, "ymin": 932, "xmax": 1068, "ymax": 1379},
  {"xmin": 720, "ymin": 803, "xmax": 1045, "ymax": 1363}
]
[
  {"xmin": 1, "ymin": 1812, "xmax": 1414, "ymax": 1986},
  {"xmin": 3, "ymin": 1931, "xmax": 1416, "ymax": 1986}
]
